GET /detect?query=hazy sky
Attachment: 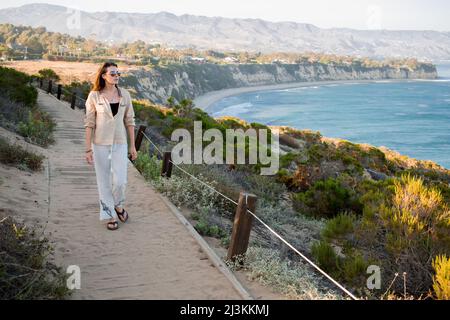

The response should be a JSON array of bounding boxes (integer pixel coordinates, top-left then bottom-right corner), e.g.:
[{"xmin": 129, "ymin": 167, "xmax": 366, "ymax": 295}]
[{"xmin": 2, "ymin": 0, "xmax": 450, "ymax": 31}]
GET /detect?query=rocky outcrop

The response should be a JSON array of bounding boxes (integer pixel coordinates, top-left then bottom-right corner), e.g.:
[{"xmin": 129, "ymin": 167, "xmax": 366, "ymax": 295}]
[{"xmin": 122, "ymin": 62, "xmax": 437, "ymax": 104}]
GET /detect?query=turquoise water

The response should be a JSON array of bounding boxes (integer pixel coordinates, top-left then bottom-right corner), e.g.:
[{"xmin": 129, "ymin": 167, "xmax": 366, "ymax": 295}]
[{"xmin": 209, "ymin": 64, "xmax": 450, "ymax": 169}]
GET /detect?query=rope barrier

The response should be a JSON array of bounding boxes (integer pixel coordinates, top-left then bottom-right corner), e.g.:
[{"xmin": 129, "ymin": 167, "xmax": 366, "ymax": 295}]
[
  {"xmin": 168, "ymin": 159, "xmax": 240, "ymax": 207},
  {"xmin": 142, "ymin": 131, "xmax": 164, "ymax": 156},
  {"xmin": 139, "ymin": 132, "xmax": 358, "ymax": 300}
]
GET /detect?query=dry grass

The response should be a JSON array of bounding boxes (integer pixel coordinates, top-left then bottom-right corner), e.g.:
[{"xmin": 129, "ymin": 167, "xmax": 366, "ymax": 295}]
[
  {"xmin": 0, "ymin": 136, "xmax": 45, "ymax": 171},
  {"xmin": 0, "ymin": 213, "xmax": 70, "ymax": 299},
  {"xmin": 227, "ymin": 247, "xmax": 344, "ymax": 300},
  {"xmin": 1, "ymin": 60, "xmax": 140, "ymax": 84}
]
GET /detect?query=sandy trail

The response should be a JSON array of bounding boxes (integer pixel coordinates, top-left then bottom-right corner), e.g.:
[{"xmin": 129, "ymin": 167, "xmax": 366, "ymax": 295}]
[{"xmin": 2, "ymin": 89, "xmax": 247, "ymax": 300}]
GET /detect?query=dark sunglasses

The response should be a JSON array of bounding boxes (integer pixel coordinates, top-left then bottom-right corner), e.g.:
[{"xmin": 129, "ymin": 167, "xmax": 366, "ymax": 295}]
[{"xmin": 107, "ymin": 71, "xmax": 121, "ymax": 76}]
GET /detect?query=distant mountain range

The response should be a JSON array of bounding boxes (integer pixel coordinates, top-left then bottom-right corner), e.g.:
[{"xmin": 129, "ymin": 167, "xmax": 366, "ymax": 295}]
[{"xmin": 1, "ymin": 3, "xmax": 450, "ymax": 61}]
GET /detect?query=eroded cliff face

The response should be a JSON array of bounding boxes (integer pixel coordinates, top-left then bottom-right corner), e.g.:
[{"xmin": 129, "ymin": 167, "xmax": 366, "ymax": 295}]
[{"xmin": 123, "ymin": 63, "xmax": 437, "ymax": 104}]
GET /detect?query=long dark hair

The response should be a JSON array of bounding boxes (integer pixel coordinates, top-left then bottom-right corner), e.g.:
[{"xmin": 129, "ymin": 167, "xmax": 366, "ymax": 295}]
[{"xmin": 92, "ymin": 62, "xmax": 118, "ymax": 92}]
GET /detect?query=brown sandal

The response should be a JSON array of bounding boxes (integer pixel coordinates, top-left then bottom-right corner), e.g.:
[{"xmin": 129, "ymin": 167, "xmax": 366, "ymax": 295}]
[
  {"xmin": 115, "ymin": 208, "xmax": 129, "ymax": 223},
  {"xmin": 107, "ymin": 220, "xmax": 119, "ymax": 230}
]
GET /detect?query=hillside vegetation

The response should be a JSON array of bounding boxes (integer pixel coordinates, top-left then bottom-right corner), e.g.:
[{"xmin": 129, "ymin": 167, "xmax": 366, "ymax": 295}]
[
  {"xmin": 2, "ymin": 65, "xmax": 448, "ymax": 299},
  {"xmin": 0, "ymin": 67, "xmax": 68, "ymax": 299},
  {"xmin": 132, "ymin": 96, "xmax": 450, "ymax": 299},
  {"xmin": 0, "ymin": 23, "xmax": 434, "ymax": 71}
]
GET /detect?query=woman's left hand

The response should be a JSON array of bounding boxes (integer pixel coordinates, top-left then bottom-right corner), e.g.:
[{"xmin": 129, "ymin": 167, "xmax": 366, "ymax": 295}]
[{"xmin": 129, "ymin": 147, "xmax": 138, "ymax": 160}]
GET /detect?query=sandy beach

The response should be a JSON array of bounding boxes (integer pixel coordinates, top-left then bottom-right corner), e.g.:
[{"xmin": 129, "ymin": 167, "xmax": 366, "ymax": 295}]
[{"xmin": 193, "ymin": 79, "xmax": 412, "ymax": 112}]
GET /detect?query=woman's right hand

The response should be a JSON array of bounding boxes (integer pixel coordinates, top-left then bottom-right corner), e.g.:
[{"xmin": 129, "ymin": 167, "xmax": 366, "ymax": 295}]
[{"xmin": 86, "ymin": 150, "xmax": 94, "ymax": 165}]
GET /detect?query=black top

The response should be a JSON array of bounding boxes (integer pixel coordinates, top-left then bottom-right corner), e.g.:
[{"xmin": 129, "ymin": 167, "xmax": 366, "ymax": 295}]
[{"xmin": 110, "ymin": 102, "xmax": 119, "ymax": 117}]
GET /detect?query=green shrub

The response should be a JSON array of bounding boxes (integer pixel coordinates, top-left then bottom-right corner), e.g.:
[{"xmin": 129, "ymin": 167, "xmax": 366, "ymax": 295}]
[
  {"xmin": 311, "ymin": 241, "xmax": 370, "ymax": 292},
  {"xmin": 61, "ymin": 80, "xmax": 91, "ymax": 104},
  {"xmin": 0, "ymin": 66, "xmax": 38, "ymax": 107},
  {"xmin": 190, "ymin": 207, "xmax": 227, "ymax": 239},
  {"xmin": 134, "ymin": 150, "xmax": 162, "ymax": 182},
  {"xmin": 0, "ymin": 137, "xmax": 45, "ymax": 171},
  {"xmin": 432, "ymin": 255, "xmax": 450, "ymax": 300},
  {"xmin": 220, "ymin": 235, "xmax": 230, "ymax": 247},
  {"xmin": 307, "ymin": 143, "xmax": 328, "ymax": 163},
  {"xmin": 379, "ymin": 174, "xmax": 449, "ymax": 254},
  {"xmin": 311, "ymin": 241, "xmax": 340, "ymax": 273},
  {"xmin": 242, "ymin": 173, "xmax": 288, "ymax": 203},
  {"xmin": 250, "ymin": 122, "xmax": 270, "ymax": 131},
  {"xmin": 282, "ymin": 128, "xmax": 322, "ymax": 145},
  {"xmin": 0, "ymin": 216, "xmax": 70, "ymax": 299},
  {"xmin": 331, "ymin": 141, "xmax": 388, "ymax": 174},
  {"xmin": 340, "ymin": 154, "xmax": 363, "ymax": 174},
  {"xmin": 322, "ymin": 211, "xmax": 356, "ymax": 240},
  {"xmin": 216, "ymin": 116, "xmax": 249, "ymax": 130},
  {"xmin": 338, "ymin": 252, "xmax": 369, "ymax": 286},
  {"xmin": 280, "ymin": 152, "xmax": 298, "ymax": 168},
  {"xmin": 190, "ymin": 212, "xmax": 200, "ymax": 221},
  {"xmin": 294, "ymin": 178, "xmax": 358, "ymax": 218},
  {"xmin": 194, "ymin": 219, "xmax": 226, "ymax": 238},
  {"xmin": 348, "ymin": 173, "xmax": 450, "ymax": 297},
  {"xmin": 37, "ymin": 68, "xmax": 60, "ymax": 82},
  {"xmin": 133, "ymin": 101, "xmax": 167, "ymax": 122},
  {"xmin": 17, "ymin": 109, "xmax": 56, "ymax": 147}
]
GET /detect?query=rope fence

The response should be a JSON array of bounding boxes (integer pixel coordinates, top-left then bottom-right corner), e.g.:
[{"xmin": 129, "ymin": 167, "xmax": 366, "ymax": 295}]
[{"xmin": 137, "ymin": 126, "xmax": 358, "ymax": 300}]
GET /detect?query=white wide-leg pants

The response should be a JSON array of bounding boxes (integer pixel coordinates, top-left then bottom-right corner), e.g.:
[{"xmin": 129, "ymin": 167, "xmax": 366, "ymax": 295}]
[{"xmin": 92, "ymin": 143, "xmax": 128, "ymax": 221}]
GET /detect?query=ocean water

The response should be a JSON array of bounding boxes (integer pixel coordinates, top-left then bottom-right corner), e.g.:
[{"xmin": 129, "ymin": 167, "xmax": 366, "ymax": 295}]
[{"xmin": 208, "ymin": 64, "xmax": 450, "ymax": 169}]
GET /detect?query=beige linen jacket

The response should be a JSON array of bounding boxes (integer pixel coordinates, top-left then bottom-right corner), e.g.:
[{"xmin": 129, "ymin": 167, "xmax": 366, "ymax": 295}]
[{"xmin": 84, "ymin": 86, "xmax": 136, "ymax": 145}]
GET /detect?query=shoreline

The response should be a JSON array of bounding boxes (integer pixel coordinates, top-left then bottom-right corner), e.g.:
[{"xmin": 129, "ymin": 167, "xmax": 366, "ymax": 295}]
[
  {"xmin": 192, "ymin": 77, "xmax": 449, "ymax": 170},
  {"xmin": 193, "ymin": 78, "xmax": 432, "ymax": 112}
]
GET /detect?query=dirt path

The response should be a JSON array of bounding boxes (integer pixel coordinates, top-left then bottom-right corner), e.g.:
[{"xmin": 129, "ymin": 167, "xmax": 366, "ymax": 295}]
[{"xmin": 9, "ymin": 90, "xmax": 249, "ymax": 299}]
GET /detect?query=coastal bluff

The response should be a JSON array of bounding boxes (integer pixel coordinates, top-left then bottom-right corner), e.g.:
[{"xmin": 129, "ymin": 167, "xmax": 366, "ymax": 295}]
[{"xmin": 123, "ymin": 62, "xmax": 437, "ymax": 104}]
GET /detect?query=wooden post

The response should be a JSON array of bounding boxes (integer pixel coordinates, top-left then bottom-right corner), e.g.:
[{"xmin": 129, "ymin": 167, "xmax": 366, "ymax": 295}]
[
  {"xmin": 161, "ymin": 151, "xmax": 173, "ymax": 178},
  {"xmin": 57, "ymin": 84, "xmax": 62, "ymax": 100},
  {"xmin": 70, "ymin": 92, "xmax": 76, "ymax": 109},
  {"xmin": 227, "ymin": 192, "xmax": 257, "ymax": 262},
  {"xmin": 47, "ymin": 79, "xmax": 52, "ymax": 94},
  {"xmin": 134, "ymin": 125, "xmax": 147, "ymax": 151}
]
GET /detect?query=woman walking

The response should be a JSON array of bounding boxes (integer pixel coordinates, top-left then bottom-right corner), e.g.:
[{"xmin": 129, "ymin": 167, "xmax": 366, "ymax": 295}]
[{"xmin": 84, "ymin": 62, "xmax": 137, "ymax": 230}]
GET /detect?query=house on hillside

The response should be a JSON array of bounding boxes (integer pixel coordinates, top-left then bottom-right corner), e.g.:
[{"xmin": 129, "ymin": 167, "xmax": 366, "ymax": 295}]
[
  {"xmin": 184, "ymin": 56, "xmax": 206, "ymax": 64},
  {"xmin": 224, "ymin": 56, "xmax": 238, "ymax": 64}
]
